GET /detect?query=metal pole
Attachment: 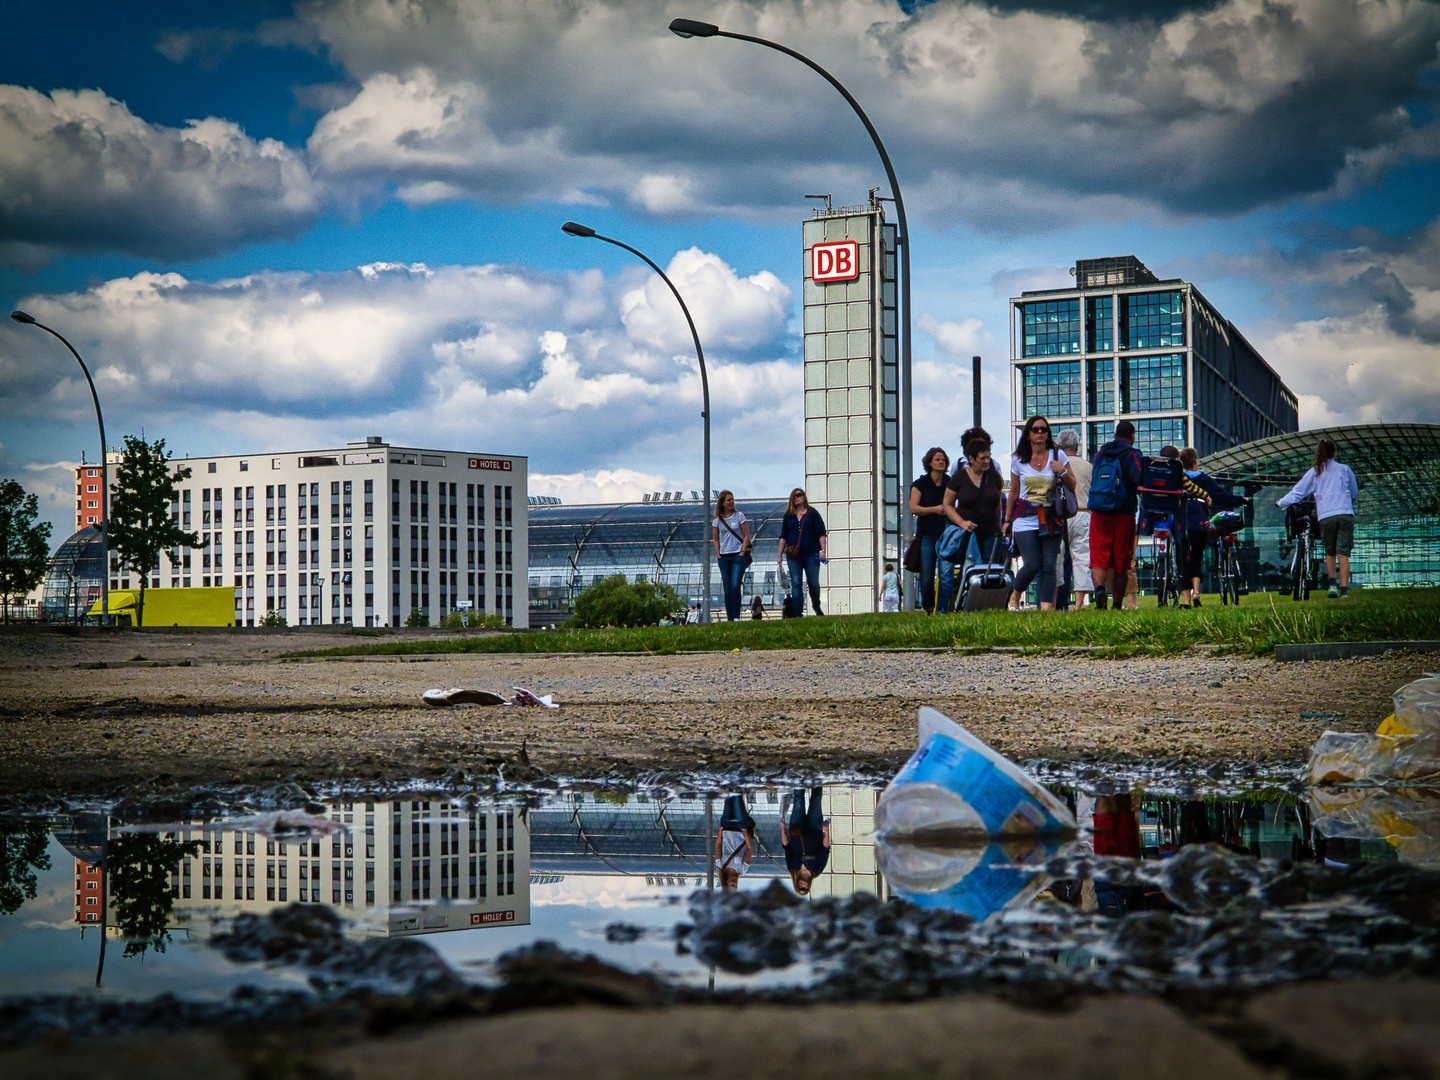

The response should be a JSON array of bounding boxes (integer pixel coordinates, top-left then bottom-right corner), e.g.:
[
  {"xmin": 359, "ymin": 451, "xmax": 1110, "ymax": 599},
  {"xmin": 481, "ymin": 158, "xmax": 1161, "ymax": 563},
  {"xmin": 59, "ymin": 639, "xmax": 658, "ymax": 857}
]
[
  {"xmin": 669, "ymin": 20, "xmax": 913, "ymax": 601},
  {"xmin": 560, "ymin": 224, "xmax": 713, "ymax": 623},
  {"xmin": 705, "ymin": 796, "xmax": 714, "ymax": 891},
  {"xmin": 972, "ymin": 355, "xmax": 982, "ymax": 429},
  {"xmin": 11, "ymin": 312, "xmax": 108, "ymax": 624}
]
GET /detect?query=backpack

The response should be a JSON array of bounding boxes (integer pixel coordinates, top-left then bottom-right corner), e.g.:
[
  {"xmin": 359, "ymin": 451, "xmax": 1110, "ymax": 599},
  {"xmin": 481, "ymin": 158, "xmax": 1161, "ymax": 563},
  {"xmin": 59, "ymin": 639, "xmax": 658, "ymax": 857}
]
[
  {"xmin": 1088, "ymin": 447, "xmax": 1133, "ymax": 514},
  {"xmin": 1138, "ymin": 456, "xmax": 1185, "ymax": 517}
]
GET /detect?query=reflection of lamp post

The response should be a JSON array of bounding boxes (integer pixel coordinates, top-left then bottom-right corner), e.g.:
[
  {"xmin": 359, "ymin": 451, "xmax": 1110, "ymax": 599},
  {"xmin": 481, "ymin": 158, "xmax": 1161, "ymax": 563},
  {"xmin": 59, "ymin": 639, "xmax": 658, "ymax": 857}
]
[
  {"xmin": 561, "ymin": 221, "xmax": 714, "ymax": 623},
  {"xmin": 12, "ymin": 310, "xmax": 110, "ymax": 623},
  {"xmin": 668, "ymin": 17, "xmax": 914, "ymax": 560}
]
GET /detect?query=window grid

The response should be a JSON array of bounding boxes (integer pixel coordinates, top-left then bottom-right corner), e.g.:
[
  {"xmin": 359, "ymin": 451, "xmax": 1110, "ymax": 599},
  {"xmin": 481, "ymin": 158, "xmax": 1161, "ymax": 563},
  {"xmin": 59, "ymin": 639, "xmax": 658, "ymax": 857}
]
[
  {"xmin": 1087, "ymin": 358, "xmax": 1115, "ymax": 416},
  {"xmin": 1021, "ymin": 361, "xmax": 1081, "ymax": 419},
  {"xmin": 1121, "ymin": 291, "xmax": 1185, "ymax": 350},
  {"xmin": 1131, "ymin": 417, "xmax": 1188, "ymax": 457},
  {"xmin": 1086, "ymin": 296, "xmax": 1113, "ymax": 352},
  {"xmin": 1021, "ymin": 300, "xmax": 1081, "ymax": 357},
  {"xmin": 1122, "ymin": 353, "xmax": 1186, "ymax": 414}
]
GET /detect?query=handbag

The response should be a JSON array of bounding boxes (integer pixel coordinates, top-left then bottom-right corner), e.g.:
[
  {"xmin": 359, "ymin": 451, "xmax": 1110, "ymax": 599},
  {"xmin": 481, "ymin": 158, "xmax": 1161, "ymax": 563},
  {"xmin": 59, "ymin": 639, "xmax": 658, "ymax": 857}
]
[
  {"xmin": 1052, "ymin": 451, "xmax": 1079, "ymax": 520},
  {"xmin": 718, "ymin": 514, "xmax": 753, "ymax": 568},
  {"xmin": 903, "ymin": 532, "xmax": 922, "ymax": 574}
]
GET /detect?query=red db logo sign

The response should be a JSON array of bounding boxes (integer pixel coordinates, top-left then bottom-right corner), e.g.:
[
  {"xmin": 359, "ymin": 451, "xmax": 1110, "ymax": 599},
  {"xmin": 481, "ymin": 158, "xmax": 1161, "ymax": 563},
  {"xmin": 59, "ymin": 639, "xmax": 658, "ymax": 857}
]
[{"xmin": 811, "ymin": 241, "xmax": 860, "ymax": 283}]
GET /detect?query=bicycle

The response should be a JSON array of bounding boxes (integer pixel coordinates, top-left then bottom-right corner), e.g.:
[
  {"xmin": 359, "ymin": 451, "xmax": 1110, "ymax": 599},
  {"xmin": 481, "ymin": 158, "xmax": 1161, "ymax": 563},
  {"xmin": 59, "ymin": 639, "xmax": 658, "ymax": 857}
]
[
  {"xmin": 1284, "ymin": 498, "xmax": 1320, "ymax": 601},
  {"xmin": 1150, "ymin": 515, "xmax": 1184, "ymax": 608},
  {"xmin": 1207, "ymin": 510, "xmax": 1245, "ymax": 606}
]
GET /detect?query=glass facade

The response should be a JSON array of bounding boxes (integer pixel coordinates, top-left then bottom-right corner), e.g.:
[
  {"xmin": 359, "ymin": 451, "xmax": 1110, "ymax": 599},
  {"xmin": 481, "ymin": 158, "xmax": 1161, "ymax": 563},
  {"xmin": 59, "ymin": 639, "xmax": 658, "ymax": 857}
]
[
  {"xmin": 1021, "ymin": 361, "xmax": 1081, "ymax": 420},
  {"xmin": 1087, "ymin": 358, "xmax": 1114, "ymax": 416},
  {"xmin": 1131, "ymin": 417, "xmax": 1188, "ymax": 455},
  {"xmin": 1121, "ymin": 290, "xmax": 1185, "ymax": 350},
  {"xmin": 1122, "ymin": 353, "xmax": 1186, "ymax": 414},
  {"xmin": 1021, "ymin": 299, "xmax": 1081, "ymax": 357},
  {"xmin": 527, "ymin": 499, "xmax": 789, "ymax": 624},
  {"xmin": 1085, "ymin": 296, "xmax": 1112, "ymax": 352}
]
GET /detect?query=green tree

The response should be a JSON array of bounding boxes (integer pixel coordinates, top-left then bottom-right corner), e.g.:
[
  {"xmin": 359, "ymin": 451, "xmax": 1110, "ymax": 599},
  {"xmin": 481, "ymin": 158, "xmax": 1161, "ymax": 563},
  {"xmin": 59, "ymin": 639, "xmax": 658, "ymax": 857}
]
[
  {"xmin": 108, "ymin": 833, "xmax": 198, "ymax": 958},
  {"xmin": 568, "ymin": 574, "xmax": 680, "ymax": 628},
  {"xmin": 0, "ymin": 818, "xmax": 51, "ymax": 915},
  {"xmin": 107, "ymin": 436, "xmax": 201, "ymax": 627},
  {"xmin": 0, "ymin": 480, "xmax": 53, "ymax": 623}
]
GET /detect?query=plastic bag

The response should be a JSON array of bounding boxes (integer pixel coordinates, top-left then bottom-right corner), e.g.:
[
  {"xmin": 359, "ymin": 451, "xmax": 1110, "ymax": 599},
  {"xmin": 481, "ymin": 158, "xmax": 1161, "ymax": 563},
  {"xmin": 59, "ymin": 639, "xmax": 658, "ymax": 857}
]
[
  {"xmin": 1307, "ymin": 786, "xmax": 1440, "ymax": 871},
  {"xmin": 1377, "ymin": 675, "xmax": 1440, "ymax": 736},
  {"xmin": 1304, "ymin": 731, "xmax": 1440, "ymax": 787},
  {"xmin": 874, "ymin": 707, "xmax": 1077, "ymax": 840}
]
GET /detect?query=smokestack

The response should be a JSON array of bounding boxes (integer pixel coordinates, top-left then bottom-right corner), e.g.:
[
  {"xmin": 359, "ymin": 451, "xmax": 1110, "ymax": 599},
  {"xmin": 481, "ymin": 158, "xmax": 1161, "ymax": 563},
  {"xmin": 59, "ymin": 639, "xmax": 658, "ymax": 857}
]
[{"xmin": 972, "ymin": 356, "xmax": 982, "ymax": 428}]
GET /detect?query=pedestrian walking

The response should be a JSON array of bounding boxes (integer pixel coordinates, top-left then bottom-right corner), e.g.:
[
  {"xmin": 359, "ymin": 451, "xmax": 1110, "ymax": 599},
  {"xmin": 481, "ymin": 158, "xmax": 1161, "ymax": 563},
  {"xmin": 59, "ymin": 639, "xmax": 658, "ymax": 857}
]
[
  {"xmin": 1178, "ymin": 447, "xmax": 1247, "ymax": 607},
  {"xmin": 942, "ymin": 434, "xmax": 1004, "ymax": 582},
  {"xmin": 715, "ymin": 793, "xmax": 756, "ymax": 890},
  {"xmin": 1055, "ymin": 429, "xmax": 1093, "ymax": 608},
  {"xmin": 1086, "ymin": 420, "xmax": 1144, "ymax": 610},
  {"xmin": 780, "ymin": 786, "xmax": 831, "ymax": 895},
  {"xmin": 1277, "ymin": 438, "xmax": 1359, "ymax": 598},
  {"xmin": 909, "ymin": 447, "xmax": 953, "ymax": 613},
  {"xmin": 1002, "ymin": 416, "xmax": 1075, "ymax": 611},
  {"xmin": 776, "ymin": 488, "xmax": 827, "ymax": 617},
  {"xmin": 711, "ymin": 489, "xmax": 751, "ymax": 622},
  {"xmin": 880, "ymin": 562, "xmax": 901, "ymax": 612}
]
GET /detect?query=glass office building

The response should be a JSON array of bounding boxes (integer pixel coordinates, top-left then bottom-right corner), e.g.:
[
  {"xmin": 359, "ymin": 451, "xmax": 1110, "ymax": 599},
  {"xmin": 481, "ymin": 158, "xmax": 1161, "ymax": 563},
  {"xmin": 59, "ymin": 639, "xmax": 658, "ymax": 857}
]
[
  {"xmin": 1010, "ymin": 256, "xmax": 1299, "ymax": 457},
  {"xmin": 527, "ymin": 496, "xmax": 788, "ymax": 625}
]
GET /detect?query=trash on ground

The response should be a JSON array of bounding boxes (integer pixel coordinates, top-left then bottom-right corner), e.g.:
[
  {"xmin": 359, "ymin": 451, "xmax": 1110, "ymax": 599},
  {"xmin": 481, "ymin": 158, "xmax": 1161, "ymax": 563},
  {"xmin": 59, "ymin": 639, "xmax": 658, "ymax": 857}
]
[
  {"xmin": 874, "ymin": 707, "xmax": 1077, "ymax": 840},
  {"xmin": 422, "ymin": 687, "xmax": 508, "ymax": 707},
  {"xmin": 1304, "ymin": 676, "xmax": 1440, "ymax": 786},
  {"xmin": 508, "ymin": 686, "xmax": 557, "ymax": 708},
  {"xmin": 875, "ymin": 835, "xmax": 1068, "ymax": 921},
  {"xmin": 1306, "ymin": 786, "xmax": 1440, "ymax": 870}
]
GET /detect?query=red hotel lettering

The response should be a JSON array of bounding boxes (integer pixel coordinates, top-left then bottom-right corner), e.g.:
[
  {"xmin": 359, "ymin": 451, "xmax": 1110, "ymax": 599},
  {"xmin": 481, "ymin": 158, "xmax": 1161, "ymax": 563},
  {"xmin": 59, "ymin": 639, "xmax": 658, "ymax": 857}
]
[
  {"xmin": 471, "ymin": 911, "xmax": 516, "ymax": 925},
  {"xmin": 811, "ymin": 241, "xmax": 860, "ymax": 283},
  {"xmin": 468, "ymin": 458, "xmax": 513, "ymax": 471}
]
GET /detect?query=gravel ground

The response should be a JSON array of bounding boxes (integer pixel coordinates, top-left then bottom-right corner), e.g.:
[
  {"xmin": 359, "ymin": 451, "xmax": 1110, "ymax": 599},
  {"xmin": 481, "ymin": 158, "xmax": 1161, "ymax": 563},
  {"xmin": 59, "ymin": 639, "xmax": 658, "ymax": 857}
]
[{"xmin": 0, "ymin": 628, "xmax": 1428, "ymax": 793}]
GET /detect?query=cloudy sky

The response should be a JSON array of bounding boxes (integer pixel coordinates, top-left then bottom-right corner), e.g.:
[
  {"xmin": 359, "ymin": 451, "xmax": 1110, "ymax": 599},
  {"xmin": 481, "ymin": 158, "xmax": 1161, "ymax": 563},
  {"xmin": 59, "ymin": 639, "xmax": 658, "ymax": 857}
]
[{"xmin": 2, "ymin": 0, "xmax": 1438, "ymax": 540}]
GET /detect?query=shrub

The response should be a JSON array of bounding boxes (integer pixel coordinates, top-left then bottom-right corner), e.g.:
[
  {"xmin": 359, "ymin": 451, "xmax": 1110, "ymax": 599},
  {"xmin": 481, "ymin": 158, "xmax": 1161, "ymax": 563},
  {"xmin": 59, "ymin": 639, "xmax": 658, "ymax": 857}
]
[
  {"xmin": 259, "ymin": 611, "xmax": 287, "ymax": 627},
  {"xmin": 567, "ymin": 574, "xmax": 680, "ymax": 628},
  {"xmin": 439, "ymin": 611, "xmax": 507, "ymax": 629},
  {"xmin": 405, "ymin": 609, "xmax": 430, "ymax": 628}
]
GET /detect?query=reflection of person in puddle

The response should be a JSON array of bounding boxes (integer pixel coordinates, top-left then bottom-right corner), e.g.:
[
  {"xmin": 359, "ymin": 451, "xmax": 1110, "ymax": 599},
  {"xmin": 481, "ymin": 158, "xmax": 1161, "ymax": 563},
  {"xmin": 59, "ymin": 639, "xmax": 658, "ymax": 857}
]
[
  {"xmin": 715, "ymin": 795, "xmax": 756, "ymax": 890},
  {"xmin": 1092, "ymin": 792, "xmax": 1144, "ymax": 917},
  {"xmin": 780, "ymin": 787, "xmax": 831, "ymax": 895}
]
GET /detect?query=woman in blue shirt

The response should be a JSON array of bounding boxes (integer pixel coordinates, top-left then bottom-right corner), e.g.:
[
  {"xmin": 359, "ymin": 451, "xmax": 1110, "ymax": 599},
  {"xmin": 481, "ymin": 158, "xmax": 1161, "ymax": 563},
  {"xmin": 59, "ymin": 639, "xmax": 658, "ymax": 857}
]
[{"xmin": 776, "ymin": 487, "xmax": 827, "ymax": 616}]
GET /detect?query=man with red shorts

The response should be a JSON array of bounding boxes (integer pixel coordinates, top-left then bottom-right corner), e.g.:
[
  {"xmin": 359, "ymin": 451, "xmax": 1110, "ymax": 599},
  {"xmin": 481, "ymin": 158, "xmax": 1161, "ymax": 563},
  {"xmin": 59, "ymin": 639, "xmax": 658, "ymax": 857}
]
[{"xmin": 1086, "ymin": 420, "xmax": 1143, "ymax": 610}]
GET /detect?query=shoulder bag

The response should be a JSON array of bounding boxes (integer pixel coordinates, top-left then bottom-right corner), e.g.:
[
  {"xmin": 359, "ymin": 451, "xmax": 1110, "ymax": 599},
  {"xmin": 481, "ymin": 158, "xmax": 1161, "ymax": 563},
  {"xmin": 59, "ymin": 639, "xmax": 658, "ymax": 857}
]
[
  {"xmin": 1052, "ymin": 451, "xmax": 1079, "ymax": 520},
  {"xmin": 718, "ymin": 514, "xmax": 753, "ymax": 568},
  {"xmin": 903, "ymin": 532, "xmax": 923, "ymax": 574}
]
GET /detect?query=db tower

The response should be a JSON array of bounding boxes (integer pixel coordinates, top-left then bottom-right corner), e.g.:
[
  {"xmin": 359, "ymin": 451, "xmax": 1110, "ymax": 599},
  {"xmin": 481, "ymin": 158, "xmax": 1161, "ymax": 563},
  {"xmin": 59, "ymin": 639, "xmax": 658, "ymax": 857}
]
[{"xmin": 801, "ymin": 195, "xmax": 903, "ymax": 615}]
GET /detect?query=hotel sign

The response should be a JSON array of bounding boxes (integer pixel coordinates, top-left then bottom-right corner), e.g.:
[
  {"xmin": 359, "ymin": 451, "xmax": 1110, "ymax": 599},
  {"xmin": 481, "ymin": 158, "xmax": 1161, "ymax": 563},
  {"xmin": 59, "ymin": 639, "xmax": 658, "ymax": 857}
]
[
  {"xmin": 471, "ymin": 910, "xmax": 516, "ymax": 925},
  {"xmin": 468, "ymin": 458, "xmax": 513, "ymax": 471},
  {"xmin": 811, "ymin": 240, "xmax": 860, "ymax": 283}
]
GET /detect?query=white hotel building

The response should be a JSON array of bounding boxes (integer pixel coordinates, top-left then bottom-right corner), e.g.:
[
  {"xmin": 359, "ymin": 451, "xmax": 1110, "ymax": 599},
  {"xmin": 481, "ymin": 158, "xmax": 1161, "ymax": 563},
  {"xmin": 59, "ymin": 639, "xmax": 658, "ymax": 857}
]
[{"xmin": 104, "ymin": 437, "xmax": 527, "ymax": 628}]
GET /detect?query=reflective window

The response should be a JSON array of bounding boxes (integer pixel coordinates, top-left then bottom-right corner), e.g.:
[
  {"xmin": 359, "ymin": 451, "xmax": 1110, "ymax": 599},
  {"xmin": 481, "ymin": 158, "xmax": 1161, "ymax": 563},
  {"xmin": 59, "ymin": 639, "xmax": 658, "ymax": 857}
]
[
  {"xmin": 1086, "ymin": 296, "xmax": 1112, "ymax": 352},
  {"xmin": 1122, "ymin": 353, "xmax": 1186, "ymax": 414},
  {"xmin": 1131, "ymin": 417, "xmax": 1188, "ymax": 456},
  {"xmin": 1020, "ymin": 362, "xmax": 1080, "ymax": 419},
  {"xmin": 1087, "ymin": 358, "xmax": 1114, "ymax": 416},
  {"xmin": 1121, "ymin": 291, "xmax": 1184, "ymax": 350},
  {"xmin": 1020, "ymin": 300, "xmax": 1080, "ymax": 357}
]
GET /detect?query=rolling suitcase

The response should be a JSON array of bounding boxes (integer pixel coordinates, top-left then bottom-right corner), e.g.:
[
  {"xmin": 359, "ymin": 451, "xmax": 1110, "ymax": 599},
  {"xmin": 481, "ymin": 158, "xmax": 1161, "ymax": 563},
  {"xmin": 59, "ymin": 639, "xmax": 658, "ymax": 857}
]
[{"xmin": 959, "ymin": 535, "xmax": 1013, "ymax": 612}]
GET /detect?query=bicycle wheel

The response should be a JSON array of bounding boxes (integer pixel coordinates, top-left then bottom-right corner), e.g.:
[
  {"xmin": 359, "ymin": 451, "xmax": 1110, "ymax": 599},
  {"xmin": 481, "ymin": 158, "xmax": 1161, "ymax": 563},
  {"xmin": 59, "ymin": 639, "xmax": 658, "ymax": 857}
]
[
  {"xmin": 1297, "ymin": 538, "xmax": 1311, "ymax": 601},
  {"xmin": 1156, "ymin": 542, "xmax": 1170, "ymax": 607},
  {"xmin": 1226, "ymin": 554, "xmax": 1241, "ymax": 605}
]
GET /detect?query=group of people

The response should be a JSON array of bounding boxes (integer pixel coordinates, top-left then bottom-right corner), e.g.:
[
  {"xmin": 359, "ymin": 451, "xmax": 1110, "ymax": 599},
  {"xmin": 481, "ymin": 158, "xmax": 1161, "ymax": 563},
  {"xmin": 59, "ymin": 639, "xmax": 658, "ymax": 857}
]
[
  {"xmin": 710, "ymin": 486, "xmax": 828, "ymax": 621},
  {"xmin": 714, "ymin": 788, "xmax": 831, "ymax": 893}
]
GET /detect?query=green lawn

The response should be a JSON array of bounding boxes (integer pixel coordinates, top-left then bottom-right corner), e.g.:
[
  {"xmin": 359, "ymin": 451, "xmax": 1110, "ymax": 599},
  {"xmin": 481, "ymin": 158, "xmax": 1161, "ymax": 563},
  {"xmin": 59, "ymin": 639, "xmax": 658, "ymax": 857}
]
[{"xmin": 285, "ymin": 587, "xmax": 1440, "ymax": 659}]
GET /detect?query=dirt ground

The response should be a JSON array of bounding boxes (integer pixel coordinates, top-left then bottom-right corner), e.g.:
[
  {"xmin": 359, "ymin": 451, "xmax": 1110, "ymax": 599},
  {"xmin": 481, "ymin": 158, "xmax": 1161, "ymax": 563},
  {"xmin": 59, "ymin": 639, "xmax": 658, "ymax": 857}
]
[
  {"xmin": 0, "ymin": 627, "xmax": 1427, "ymax": 794},
  {"xmin": 0, "ymin": 624, "xmax": 1428, "ymax": 794}
]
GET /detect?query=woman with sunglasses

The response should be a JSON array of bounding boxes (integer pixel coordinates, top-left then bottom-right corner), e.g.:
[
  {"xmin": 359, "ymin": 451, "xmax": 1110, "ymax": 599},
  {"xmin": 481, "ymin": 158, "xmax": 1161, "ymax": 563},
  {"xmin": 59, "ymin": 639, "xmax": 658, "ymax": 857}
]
[
  {"xmin": 1003, "ymin": 415, "xmax": 1075, "ymax": 611},
  {"xmin": 777, "ymin": 487, "xmax": 827, "ymax": 616}
]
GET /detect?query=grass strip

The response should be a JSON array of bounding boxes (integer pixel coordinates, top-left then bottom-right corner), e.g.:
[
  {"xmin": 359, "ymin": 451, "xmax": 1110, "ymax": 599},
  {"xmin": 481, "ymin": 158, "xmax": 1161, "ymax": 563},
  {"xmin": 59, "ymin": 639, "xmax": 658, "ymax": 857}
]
[{"xmin": 284, "ymin": 587, "xmax": 1440, "ymax": 659}]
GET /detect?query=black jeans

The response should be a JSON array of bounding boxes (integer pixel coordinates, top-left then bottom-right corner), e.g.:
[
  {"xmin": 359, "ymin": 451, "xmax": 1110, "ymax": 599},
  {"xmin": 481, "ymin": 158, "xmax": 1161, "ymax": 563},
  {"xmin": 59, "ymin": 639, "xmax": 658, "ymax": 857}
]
[{"xmin": 720, "ymin": 794, "xmax": 755, "ymax": 833}]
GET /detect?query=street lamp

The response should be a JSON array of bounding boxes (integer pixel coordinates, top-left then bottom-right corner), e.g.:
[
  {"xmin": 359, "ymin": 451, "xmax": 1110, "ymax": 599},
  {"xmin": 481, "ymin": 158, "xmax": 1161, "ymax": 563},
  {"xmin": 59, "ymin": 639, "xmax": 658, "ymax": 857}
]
[
  {"xmin": 11, "ymin": 310, "xmax": 110, "ymax": 625},
  {"xmin": 668, "ymin": 17, "xmax": 914, "ymax": 567},
  {"xmin": 560, "ymin": 221, "xmax": 714, "ymax": 623}
]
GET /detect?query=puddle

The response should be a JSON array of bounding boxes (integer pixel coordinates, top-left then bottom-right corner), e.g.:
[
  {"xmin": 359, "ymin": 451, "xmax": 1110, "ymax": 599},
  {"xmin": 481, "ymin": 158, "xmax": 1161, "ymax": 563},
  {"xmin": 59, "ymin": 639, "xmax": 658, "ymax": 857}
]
[{"xmin": 1, "ymin": 772, "xmax": 1436, "ymax": 1039}]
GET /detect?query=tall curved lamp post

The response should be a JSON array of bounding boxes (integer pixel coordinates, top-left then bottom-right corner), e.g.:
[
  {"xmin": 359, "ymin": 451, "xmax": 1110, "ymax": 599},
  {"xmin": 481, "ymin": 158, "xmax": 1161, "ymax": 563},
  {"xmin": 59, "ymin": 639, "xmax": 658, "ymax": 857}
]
[
  {"xmin": 560, "ymin": 221, "xmax": 714, "ymax": 623},
  {"xmin": 668, "ymin": 17, "xmax": 914, "ymax": 572},
  {"xmin": 11, "ymin": 310, "xmax": 109, "ymax": 624}
]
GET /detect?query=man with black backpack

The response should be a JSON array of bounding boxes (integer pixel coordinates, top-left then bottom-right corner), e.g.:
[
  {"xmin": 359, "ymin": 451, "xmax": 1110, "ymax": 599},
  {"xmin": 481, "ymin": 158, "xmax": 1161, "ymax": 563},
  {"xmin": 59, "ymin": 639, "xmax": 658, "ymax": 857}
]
[{"xmin": 1086, "ymin": 420, "xmax": 1143, "ymax": 610}]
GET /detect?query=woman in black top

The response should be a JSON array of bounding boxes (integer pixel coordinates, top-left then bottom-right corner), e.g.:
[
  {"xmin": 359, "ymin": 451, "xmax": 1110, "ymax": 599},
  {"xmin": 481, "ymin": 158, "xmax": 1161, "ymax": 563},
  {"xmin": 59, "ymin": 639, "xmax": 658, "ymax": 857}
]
[
  {"xmin": 776, "ymin": 487, "xmax": 828, "ymax": 616},
  {"xmin": 909, "ymin": 446, "xmax": 952, "ymax": 614},
  {"xmin": 944, "ymin": 436, "xmax": 1004, "ymax": 569}
]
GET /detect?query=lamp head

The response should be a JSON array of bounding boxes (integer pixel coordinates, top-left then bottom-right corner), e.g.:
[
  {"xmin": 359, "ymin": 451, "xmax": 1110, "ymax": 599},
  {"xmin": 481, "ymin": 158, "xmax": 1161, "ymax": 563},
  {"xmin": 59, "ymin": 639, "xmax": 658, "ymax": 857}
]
[
  {"xmin": 561, "ymin": 221, "xmax": 596, "ymax": 238},
  {"xmin": 669, "ymin": 18, "xmax": 719, "ymax": 38},
  {"xmin": 10, "ymin": 310, "xmax": 36, "ymax": 324}
]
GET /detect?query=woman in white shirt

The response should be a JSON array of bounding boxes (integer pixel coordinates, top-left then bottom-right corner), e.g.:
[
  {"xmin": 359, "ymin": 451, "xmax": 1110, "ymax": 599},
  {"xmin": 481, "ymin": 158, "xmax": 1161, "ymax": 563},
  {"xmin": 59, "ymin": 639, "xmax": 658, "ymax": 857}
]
[
  {"xmin": 1276, "ymin": 438, "xmax": 1360, "ymax": 598},
  {"xmin": 1002, "ymin": 415, "xmax": 1075, "ymax": 611},
  {"xmin": 711, "ymin": 489, "xmax": 751, "ymax": 622}
]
